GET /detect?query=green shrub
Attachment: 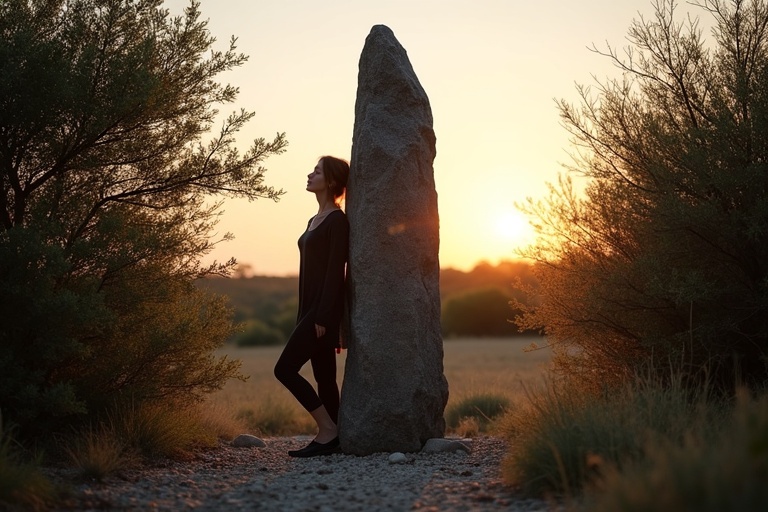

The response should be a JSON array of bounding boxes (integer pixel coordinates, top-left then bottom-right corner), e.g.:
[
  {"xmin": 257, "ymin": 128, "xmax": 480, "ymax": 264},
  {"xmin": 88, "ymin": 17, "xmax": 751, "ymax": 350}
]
[
  {"xmin": 234, "ymin": 320, "xmax": 284, "ymax": 347},
  {"xmin": 445, "ymin": 393, "xmax": 510, "ymax": 432},
  {"xmin": 0, "ymin": 0, "xmax": 277, "ymax": 441},
  {"xmin": 499, "ymin": 372, "xmax": 722, "ymax": 498},
  {"xmin": 582, "ymin": 391, "xmax": 768, "ymax": 512},
  {"xmin": 0, "ymin": 226, "xmax": 244, "ymax": 439},
  {"xmin": 442, "ymin": 287, "xmax": 521, "ymax": 337}
]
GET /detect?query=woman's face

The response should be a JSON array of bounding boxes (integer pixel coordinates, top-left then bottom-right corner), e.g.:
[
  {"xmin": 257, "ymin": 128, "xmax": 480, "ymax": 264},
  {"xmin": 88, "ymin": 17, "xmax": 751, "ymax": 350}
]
[{"xmin": 306, "ymin": 159, "xmax": 329, "ymax": 193}]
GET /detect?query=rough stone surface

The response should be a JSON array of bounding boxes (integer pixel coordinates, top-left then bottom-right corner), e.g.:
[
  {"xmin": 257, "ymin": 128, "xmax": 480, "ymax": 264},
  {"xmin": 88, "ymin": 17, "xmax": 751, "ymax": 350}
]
[
  {"xmin": 340, "ymin": 24, "xmax": 449, "ymax": 456},
  {"xmin": 230, "ymin": 434, "xmax": 266, "ymax": 448}
]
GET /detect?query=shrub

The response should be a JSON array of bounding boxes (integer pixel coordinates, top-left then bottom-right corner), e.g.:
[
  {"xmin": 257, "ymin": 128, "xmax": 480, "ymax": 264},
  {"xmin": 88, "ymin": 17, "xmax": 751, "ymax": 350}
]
[
  {"xmin": 582, "ymin": 391, "xmax": 768, "ymax": 512},
  {"xmin": 0, "ymin": 0, "xmax": 279, "ymax": 440},
  {"xmin": 234, "ymin": 320, "xmax": 285, "ymax": 347},
  {"xmin": 442, "ymin": 288, "xmax": 520, "ymax": 337},
  {"xmin": 499, "ymin": 371, "xmax": 722, "ymax": 498},
  {"xmin": 445, "ymin": 392, "xmax": 510, "ymax": 432},
  {"xmin": 518, "ymin": 0, "xmax": 768, "ymax": 391}
]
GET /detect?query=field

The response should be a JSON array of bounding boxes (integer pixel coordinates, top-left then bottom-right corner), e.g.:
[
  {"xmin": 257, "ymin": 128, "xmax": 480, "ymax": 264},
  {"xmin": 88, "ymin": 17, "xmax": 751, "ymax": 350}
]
[{"xmin": 209, "ymin": 337, "xmax": 552, "ymax": 434}]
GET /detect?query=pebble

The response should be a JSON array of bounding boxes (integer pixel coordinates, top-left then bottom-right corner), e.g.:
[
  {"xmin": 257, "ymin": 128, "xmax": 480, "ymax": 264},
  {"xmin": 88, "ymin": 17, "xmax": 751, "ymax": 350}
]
[
  {"xmin": 388, "ymin": 452, "xmax": 407, "ymax": 464},
  {"xmin": 421, "ymin": 438, "xmax": 472, "ymax": 454},
  {"xmin": 47, "ymin": 436, "xmax": 555, "ymax": 511},
  {"xmin": 231, "ymin": 434, "xmax": 266, "ymax": 448}
]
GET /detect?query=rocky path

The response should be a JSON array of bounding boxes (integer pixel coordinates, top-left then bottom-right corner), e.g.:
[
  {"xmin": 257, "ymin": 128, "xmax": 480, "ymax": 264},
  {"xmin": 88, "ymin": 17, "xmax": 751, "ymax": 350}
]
[{"xmin": 50, "ymin": 436, "xmax": 554, "ymax": 511}]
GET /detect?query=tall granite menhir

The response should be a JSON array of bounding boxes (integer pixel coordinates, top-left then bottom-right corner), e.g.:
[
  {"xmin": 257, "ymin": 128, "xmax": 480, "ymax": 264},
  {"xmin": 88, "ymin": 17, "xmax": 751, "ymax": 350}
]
[{"xmin": 339, "ymin": 25, "xmax": 449, "ymax": 455}]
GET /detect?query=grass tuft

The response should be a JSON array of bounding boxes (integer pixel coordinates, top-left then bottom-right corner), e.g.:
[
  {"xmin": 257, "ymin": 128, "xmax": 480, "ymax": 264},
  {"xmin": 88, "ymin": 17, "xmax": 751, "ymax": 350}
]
[
  {"xmin": 65, "ymin": 425, "xmax": 134, "ymax": 481},
  {"xmin": 498, "ymin": 371, "xmax": 722, "ymax": 498},
  {"xmin": 236, "ymin": 396, "xmax": 314, "ymax": 436},
  {"xmin": 445, "ymin": 392, "xmax": 510, "ymax": 433},
  {"xmin": 110, "ymin": 402, "xmax": 223, "ymax": 459},
  {"xmin": 581, "ymin": 390, "xmax": 768, "ymax": 512},
  {"xmin": 0, "ymin": 427, "xmax": 56, "ymax": 511}
]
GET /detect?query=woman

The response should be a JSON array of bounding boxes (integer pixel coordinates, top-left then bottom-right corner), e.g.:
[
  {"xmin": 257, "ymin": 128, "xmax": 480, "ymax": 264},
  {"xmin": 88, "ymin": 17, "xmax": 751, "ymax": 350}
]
[{"xmin": 274, "ymin": 155, "xmax": 349, "ymax": 457}]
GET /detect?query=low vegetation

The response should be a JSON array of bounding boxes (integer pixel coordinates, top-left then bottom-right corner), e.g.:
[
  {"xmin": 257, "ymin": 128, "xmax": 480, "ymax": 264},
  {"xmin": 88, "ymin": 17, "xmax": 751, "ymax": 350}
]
[
  {"xmin": 581, "ymin": 391, "xmax": 768, "ymax": 512},
  {"xmin": 0, "ymin": 425, "xmax": 57, "ymax": 511},
  {"xmin": 444, "ymin": 392, "xmax": 511, "ymax": 434},
  {"xmin": 500, "ymin": 372, "xmax": 768, "ymax": 511}
]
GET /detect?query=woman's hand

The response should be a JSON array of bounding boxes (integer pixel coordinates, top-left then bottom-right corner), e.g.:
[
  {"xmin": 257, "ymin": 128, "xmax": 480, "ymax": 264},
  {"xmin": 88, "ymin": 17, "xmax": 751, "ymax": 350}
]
[{"xmin": 315, "ymin": 324, "xmax": 326, "ymax": 338}]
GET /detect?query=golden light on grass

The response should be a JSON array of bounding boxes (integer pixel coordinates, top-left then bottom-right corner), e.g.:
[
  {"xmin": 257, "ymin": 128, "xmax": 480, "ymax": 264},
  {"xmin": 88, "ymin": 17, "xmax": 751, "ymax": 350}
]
[{"xmin": 210, "ymin": 337, "xmax": 552, "ymax": 437}]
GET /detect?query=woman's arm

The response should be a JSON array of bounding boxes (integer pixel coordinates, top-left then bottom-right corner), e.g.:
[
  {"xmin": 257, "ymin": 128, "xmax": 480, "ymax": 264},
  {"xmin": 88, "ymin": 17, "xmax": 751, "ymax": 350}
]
[{"xmin": 314, "ymin": 213, "xmax": 349, "ymax": 332}]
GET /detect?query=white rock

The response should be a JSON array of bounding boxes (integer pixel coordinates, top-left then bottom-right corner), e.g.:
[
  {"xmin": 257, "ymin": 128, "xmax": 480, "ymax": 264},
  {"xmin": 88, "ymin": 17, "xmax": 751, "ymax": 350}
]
[
  {"xmin": 231, "ymin": 434, "xmax": 266, "ymax": 448},
  {"xmin": 420, "ymin": 438, "xmax": 471, "ymax": 454},
  {"xmin": 388, "ymin": 452, "xmax": 407, "ymax": 464}
]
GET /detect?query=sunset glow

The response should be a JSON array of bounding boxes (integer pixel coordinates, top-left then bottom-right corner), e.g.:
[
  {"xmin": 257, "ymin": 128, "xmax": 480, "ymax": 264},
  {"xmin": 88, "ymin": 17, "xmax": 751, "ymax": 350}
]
[
  {"xmin": 493, "ymin": 210, "xmax": 535, "ymax": 249},
  {"xmin": 160, "ymin": 0, "xmax": 654, "ymax": 275}
]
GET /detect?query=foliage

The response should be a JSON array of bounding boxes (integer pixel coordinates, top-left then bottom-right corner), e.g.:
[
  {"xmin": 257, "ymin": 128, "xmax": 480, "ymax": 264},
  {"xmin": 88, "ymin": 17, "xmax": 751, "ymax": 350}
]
[
  {"xmin": 443, "ymin": 287, "xmax": 523, "ymax": 337},
  {"xmin": 440, "ymin": 260, "xmax": 539, "ymax": 300},
  {"xmin": 499, "ymin": 370, "xmax": 723, "ymax": 498},
  {"xmin": 199, "ymin": 275, "xmax": 298, "ymax": 340},
  {"xmin": 0, "ymin": 0, "xmax": 285, "ymax": 437},
  {"xmin": 518, "ymin": 0, "xmax": 768, "ymax": 389},
  {"xmin": 581, "ymin": 390, "xmax": 768, "ymax": 512},
  {"xmin": 444, "ymin": 392, "xmax": 510, "ymax": 432},
  {"xmin": 233, "ymin": 319, "xmax": 285, "ymax": 347}
]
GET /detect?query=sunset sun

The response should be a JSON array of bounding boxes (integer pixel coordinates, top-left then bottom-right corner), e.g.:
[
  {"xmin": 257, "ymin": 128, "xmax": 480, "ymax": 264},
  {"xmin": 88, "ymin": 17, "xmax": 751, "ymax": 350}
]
[{"xmin": 492, "ymin": 210, "xmax": 534, "ymax": 249}]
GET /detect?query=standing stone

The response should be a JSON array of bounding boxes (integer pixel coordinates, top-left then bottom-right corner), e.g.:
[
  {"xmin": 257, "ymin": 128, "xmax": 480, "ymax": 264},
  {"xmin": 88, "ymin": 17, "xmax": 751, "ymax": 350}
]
[{"xmin": 339, "ymin": 25, "xmax": 449, "ymax": 455}]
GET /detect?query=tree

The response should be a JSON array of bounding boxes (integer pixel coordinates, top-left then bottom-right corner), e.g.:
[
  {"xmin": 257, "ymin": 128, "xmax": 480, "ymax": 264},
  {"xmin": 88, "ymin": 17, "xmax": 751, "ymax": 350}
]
[
  {"xmin": 0, "ymin": 0, "xmax": 287, "ymax": 434},
  {"xmin": 518, "ymin": 0, "xmax": 768, "ymax": 389}
]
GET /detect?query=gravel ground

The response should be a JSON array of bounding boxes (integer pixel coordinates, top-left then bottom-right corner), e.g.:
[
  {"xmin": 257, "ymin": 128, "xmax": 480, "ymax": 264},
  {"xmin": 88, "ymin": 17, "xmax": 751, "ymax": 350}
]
[{"xmin": 49, "ymin": 436, "xmax": 557, "ymax": 511}]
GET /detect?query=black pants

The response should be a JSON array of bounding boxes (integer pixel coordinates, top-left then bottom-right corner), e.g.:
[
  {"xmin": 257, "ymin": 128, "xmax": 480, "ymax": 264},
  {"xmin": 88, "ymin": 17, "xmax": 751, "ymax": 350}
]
[{"xmin": 274, "ymin": 316, "xmax": 339, "ymax": 424}]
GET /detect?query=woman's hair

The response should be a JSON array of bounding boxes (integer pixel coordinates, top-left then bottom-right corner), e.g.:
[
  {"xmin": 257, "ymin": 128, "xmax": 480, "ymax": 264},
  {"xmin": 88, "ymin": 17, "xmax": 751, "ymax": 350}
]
[{"xmin": 320, "ymin": 156, "xmax": 349, "ymax": 203}]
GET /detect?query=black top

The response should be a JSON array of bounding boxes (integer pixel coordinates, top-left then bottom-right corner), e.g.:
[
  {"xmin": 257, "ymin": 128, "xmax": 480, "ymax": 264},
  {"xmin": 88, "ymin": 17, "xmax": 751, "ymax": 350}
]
[{"xmin": 297, "ymin": 209, "xmax": 349, "ymax": 330}]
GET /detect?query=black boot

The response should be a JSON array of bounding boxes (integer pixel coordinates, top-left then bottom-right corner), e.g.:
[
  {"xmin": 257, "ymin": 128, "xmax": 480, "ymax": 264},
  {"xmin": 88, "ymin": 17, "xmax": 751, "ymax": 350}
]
[{"xmin": 288, "ymin": 437, "xmax": 340, "ymax": 457}]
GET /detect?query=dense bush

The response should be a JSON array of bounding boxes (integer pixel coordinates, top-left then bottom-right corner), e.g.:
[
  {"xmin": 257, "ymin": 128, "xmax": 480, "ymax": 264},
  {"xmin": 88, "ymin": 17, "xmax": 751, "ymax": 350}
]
[
  {"xmin": 0, "ymin": 225, "xmax": 244, "ymax": 436},
  {"xmin": 234, "ymin": 320, "xmax": 285, "ymax": 347},
  {"xmin": 0, "ymin": 0, "xmax": 284, "ymax": 438},
  {"xmin": 518, "ymin": 0, "xmax": 768, "ymax": 389},
  {"xmin": 442, "ymin": 287, "xmax": 524, "ymax": 337}
]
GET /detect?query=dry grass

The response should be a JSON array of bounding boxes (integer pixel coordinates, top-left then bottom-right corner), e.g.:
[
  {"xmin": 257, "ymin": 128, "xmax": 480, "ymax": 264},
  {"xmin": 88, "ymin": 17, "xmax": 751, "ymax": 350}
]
[
  {"xmin": 0, "ymin": 430, "xmax": 56, "ymax": 511},
  {"xmin": 208, "ymin": 337, "xmax": 552, "ymax": 436}
]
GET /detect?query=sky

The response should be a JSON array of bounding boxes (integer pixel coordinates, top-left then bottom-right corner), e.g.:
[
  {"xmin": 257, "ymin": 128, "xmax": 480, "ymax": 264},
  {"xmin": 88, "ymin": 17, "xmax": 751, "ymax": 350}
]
[{"xmin": 163, "ymin": 0, "xmax": 670, "ymax": 276}]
